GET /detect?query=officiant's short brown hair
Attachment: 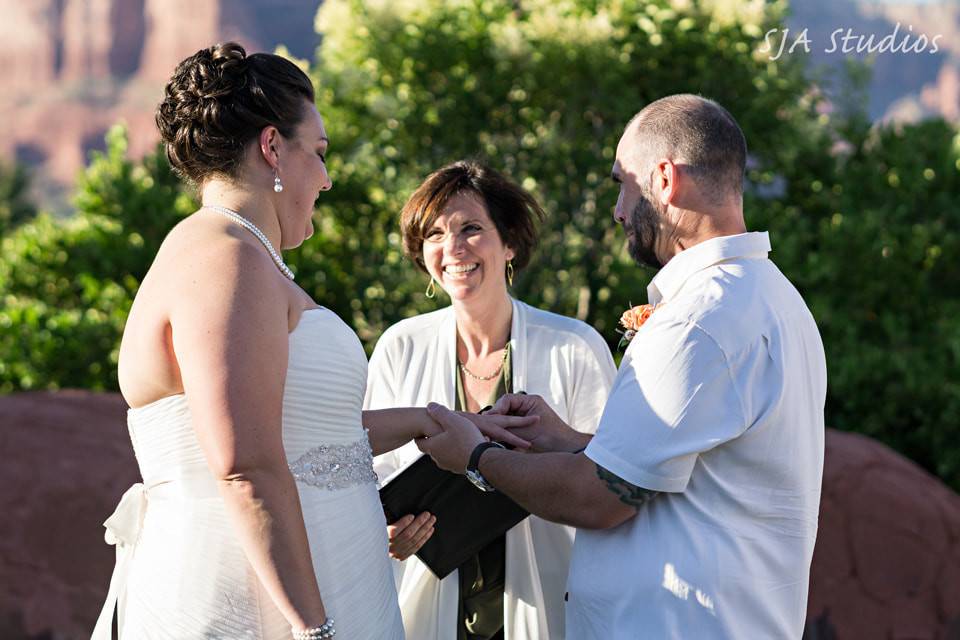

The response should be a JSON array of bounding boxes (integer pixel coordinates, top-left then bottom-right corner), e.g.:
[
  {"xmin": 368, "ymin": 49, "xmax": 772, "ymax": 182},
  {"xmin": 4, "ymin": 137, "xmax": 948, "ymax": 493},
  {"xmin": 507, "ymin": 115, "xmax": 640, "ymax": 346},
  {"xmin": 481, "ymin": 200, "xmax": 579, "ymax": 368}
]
[{"xmin": 400, "ymin": 160, "xmax": 545, "ymax": 275}]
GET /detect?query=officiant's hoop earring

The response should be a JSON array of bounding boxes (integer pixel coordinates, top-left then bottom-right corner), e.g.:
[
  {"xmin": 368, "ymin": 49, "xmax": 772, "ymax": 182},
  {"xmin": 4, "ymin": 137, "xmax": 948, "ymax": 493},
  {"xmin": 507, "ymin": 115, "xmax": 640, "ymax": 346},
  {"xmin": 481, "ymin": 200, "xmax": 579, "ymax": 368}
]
[
  {"xmin": 425, "ymin": 277, "xmax": 437, "ymax": 299},
  {"xmin": 506, "ymin": 260, "xmax": 514, "ymax": 287}
]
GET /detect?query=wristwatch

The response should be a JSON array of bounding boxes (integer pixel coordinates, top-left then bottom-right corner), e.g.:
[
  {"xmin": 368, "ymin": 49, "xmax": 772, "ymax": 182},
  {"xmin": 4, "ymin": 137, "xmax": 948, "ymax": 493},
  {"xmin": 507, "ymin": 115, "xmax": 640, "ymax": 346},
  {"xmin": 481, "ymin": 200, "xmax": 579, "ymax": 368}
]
[{"xmin": 466, "ymin": 441, "xmax": 505, "ymax": 492}]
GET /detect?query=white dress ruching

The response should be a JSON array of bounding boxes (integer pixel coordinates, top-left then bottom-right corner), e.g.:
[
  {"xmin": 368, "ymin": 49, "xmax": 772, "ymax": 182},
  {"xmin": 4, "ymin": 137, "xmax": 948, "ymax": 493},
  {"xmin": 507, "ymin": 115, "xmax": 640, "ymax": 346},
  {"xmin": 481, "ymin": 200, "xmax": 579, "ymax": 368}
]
[{"xmin": 93, "ymin": 308, "xmax": 404, "ymax": 639}]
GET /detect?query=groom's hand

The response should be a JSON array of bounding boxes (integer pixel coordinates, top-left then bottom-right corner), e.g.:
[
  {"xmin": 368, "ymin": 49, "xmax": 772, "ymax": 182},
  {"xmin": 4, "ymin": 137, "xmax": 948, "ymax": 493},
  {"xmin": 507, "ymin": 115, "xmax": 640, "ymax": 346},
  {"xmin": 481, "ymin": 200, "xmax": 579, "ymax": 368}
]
[
  {"xmin": 486, "ymin": 393, "xmax": 589, "ymax": 453},
  {"xmin": 416, "ymin": 403, "xmax": 487, "ymax": 473}
]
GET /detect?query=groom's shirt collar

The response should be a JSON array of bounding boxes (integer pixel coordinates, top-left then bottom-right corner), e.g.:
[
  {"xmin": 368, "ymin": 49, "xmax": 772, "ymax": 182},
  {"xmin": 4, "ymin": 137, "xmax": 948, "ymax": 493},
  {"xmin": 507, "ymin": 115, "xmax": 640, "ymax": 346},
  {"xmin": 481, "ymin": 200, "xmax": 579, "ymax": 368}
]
[{"xmin": 647, "ymin": 231, "xmax": 772, "ymax": 305}]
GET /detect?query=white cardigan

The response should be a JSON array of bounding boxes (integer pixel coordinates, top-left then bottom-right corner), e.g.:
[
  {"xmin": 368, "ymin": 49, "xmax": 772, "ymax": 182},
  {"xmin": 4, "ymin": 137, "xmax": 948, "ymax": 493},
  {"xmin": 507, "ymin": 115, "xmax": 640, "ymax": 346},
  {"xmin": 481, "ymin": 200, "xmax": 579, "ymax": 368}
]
[{"xmin": 364, "ymin": 299, "xmax": 616, "ymax": 640}]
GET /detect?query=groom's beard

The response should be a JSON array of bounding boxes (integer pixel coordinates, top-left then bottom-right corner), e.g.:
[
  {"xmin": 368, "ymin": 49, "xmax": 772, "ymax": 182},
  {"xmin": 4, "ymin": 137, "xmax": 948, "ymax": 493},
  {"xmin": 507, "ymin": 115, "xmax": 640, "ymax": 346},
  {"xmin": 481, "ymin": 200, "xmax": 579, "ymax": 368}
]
[{"xmin": 625, "ymin": 191, "xmax": 665, "ymax": 270}]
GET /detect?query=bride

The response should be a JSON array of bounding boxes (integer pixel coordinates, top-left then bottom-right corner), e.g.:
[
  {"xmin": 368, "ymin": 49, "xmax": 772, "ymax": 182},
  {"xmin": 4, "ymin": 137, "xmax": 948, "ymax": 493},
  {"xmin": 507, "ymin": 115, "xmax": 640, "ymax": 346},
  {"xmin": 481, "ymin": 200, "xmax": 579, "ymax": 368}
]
[{"xmin": 92, "ymin": 43, "xmax": 531, "ymax": 639}]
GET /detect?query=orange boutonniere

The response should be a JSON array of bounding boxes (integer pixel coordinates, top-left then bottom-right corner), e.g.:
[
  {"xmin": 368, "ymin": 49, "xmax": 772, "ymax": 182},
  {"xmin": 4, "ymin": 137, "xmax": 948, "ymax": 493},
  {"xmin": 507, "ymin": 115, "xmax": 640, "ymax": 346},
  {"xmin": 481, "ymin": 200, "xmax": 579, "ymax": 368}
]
[{"xmin": 616, "ymin": 303, "xmax": 660, "ymax": 349}]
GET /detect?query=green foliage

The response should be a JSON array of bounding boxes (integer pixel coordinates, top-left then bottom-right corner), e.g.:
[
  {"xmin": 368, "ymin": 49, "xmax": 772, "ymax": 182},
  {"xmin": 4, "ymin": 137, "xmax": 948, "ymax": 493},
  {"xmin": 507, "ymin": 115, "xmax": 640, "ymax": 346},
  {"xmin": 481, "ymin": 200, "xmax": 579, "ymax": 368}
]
[
  {"xmin": 1, "ymin": 0, "xmax": 958, "ymax": 490},
  {"xmin": 750, "ymin": 118, "xmax": 960, "ymax": 486},
  {"xmin": 0, "ymin": 126, "xmax": 195, "ymax": 392},
  {"xmin": 0, "ymin": 274, "xmax": 130, "ymax": 392},
  {"xmin": 0, "ymin": 161, "xmax": 38, "ymax": 235},
  {"xmin": 301, "ymin": 0, "xmax": 817, "ymax": 341}
]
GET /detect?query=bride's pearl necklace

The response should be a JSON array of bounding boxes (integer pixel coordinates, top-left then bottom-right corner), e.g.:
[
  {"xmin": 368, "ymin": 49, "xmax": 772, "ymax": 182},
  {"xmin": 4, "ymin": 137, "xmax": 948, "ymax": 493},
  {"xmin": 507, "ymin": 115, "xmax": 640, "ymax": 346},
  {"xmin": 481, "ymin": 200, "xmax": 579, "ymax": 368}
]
[{"xmin": 203, "ymin": 205, "xmax": 295, "ymax": 281}]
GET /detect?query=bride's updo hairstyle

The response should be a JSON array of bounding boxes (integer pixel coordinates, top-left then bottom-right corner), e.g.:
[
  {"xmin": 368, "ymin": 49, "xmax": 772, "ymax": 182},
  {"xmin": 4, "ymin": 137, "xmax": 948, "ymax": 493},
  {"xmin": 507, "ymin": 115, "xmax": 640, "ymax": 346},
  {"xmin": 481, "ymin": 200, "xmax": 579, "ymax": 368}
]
[{"xmin": 156, "ymin": 42, "xmax": 315, "ymax": 184}]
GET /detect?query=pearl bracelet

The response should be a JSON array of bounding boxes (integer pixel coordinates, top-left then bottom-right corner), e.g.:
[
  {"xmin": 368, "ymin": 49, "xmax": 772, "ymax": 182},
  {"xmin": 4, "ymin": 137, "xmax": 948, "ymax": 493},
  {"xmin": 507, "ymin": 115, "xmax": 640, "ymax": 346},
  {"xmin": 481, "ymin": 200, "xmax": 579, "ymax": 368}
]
[{"xmin": 292, "ymin": 618, "xmax": 336, "ymax": 639}]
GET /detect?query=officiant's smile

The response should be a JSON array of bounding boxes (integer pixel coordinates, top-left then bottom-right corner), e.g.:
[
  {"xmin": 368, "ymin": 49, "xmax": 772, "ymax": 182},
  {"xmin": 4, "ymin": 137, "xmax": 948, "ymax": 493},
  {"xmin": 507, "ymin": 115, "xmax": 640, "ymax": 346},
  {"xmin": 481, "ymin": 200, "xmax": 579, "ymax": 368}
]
[{"xmin": 422, "ymin": 191, "xmax": 515, "ymax": 303}]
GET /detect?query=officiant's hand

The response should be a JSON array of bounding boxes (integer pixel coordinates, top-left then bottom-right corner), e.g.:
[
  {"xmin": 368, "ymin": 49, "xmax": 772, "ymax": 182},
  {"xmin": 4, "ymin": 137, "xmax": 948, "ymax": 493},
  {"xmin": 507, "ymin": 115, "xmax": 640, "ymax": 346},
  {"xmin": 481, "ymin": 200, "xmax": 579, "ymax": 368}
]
[
  {"xmin": 416, "ymin": 403, "xmax": 488, "ymax": 473},
  {"xmin": 387, "ymin": 511, "xmax": 436, "ymax": 561},
  {"xmin": 486, "ymin": 393, "xmax": 590, "ymax": 453}
]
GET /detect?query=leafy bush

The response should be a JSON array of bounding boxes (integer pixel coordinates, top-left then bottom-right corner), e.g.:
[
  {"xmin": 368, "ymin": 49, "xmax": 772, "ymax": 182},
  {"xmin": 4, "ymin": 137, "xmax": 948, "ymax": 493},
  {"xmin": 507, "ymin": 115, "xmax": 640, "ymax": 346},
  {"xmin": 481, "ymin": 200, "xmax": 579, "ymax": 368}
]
[
  {"xmin": 303, "ymin": 0, "xmax": 818, "ymax": 340},
  {"xmin": 751, "ymin": 118, "xmax": 960, "ymax": 486},
  {"xmin": 0, "ymin": 281, "xmax": 129, "ymax": 392},
  {"xmin": 0, "ymin": 126, "xmax": 195, "ymax": 392},
  {"xmin": 1, "ymin": 1, "xmax": 957, "ymax": 490},
  {"xmin": 0, "ymin": 161, "xmax": 38, "ymax": 235}
]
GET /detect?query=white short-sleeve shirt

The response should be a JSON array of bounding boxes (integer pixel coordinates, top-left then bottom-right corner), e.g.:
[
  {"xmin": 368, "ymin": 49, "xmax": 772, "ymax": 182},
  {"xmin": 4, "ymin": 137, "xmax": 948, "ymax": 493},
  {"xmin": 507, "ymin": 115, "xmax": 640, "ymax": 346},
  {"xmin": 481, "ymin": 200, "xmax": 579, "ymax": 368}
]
[{"xmin": 566, "ymin": 232, "xmax": 827, "ymax": 639}]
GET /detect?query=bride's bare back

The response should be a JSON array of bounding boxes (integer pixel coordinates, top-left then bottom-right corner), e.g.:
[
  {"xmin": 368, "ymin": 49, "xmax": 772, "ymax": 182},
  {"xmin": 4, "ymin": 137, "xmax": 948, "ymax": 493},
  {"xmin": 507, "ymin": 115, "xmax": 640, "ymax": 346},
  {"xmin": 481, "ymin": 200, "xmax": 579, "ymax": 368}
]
[{"xmin": 118, "ymin": 212, "xmax": 311, "ymax": 410}]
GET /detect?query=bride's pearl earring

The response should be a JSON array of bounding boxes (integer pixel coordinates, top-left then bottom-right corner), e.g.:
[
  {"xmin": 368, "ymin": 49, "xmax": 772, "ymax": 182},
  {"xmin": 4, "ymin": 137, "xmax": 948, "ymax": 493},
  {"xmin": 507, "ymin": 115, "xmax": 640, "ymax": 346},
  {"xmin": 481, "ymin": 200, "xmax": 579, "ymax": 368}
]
[{"xmin": 274, "ymin": 169, "xmax": 284, "ymax": 193}]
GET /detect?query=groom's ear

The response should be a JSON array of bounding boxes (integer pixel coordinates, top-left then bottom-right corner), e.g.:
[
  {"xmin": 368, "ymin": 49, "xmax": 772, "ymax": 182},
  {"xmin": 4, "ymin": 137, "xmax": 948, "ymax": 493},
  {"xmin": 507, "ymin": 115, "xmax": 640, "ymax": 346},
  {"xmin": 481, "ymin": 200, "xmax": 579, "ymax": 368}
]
[{"xmin": 655, "ymin": 159, "xmax": 679, "ymax": 205}]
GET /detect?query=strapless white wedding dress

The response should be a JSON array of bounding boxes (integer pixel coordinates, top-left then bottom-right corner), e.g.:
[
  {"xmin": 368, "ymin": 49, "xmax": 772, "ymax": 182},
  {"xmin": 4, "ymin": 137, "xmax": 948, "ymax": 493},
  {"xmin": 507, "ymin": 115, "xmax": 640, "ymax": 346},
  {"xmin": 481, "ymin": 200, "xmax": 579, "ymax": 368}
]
[{"xmin": 93, "ymin": 308, "xmax": 404, "ymax": 639}]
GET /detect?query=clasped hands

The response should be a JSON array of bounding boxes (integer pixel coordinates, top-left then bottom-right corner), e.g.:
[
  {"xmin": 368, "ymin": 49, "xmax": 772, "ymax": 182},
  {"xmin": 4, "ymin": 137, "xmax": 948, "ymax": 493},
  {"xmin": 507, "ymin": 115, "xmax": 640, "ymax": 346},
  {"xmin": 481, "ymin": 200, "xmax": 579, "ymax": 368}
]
[
  {"xmin": 416, "ymin": 393, "xmax": 585, "ymax": 474},
  {"xmin": 387, "ymin": 395, "xmax": 583, "ymax": 561}
]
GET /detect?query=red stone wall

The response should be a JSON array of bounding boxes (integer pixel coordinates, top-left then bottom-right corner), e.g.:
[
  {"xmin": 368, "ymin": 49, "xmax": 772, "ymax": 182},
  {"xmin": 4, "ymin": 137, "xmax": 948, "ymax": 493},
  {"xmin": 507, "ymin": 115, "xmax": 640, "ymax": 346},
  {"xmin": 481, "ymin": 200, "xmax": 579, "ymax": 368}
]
[
  {"xmin": 1, "ymin": 391, "xmax": 958, "ymax": 638},
  {"xmin": 807, "ymin": 431, "xmax": 960, "ymax": 639},
  {"xmin": 0, "ymin": 391, "xmax": 137, "ymax": 639}
]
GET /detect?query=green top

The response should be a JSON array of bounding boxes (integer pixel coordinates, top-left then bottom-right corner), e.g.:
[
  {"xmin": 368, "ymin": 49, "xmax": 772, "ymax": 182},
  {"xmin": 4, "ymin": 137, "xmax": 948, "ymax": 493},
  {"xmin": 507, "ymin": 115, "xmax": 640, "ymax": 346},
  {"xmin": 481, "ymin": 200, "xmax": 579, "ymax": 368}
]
[
  {"xmin": 455, "ymin": 345, "xmax": 512, "ymax": 414},
  {"xmin": 454, "ymin": 344, "xmax": 512, "ymax": 640}
]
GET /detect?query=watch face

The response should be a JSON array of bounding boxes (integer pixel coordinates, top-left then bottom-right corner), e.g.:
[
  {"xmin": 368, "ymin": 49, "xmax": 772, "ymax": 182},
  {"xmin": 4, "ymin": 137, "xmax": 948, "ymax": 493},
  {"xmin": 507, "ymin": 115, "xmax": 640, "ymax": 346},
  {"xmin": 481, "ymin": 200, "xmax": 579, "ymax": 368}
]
[{"xmin": 466, "ymin": 469, "xmax": 495, "ymax": 492}]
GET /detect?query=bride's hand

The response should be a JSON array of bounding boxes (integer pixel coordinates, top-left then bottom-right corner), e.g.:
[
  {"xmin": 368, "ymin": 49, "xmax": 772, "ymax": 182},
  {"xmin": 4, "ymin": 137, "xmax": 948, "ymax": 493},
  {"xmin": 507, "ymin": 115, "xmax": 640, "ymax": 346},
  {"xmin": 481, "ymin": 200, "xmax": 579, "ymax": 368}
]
[{"xmin": 418, "ymin": 413, "xmax": 445, "ymax": 440}]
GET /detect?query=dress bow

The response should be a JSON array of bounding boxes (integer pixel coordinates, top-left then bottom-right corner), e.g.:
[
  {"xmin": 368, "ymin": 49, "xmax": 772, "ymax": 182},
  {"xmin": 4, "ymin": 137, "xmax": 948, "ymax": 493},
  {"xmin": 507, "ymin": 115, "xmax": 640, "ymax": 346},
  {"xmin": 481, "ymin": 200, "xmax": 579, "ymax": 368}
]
[
  {"xmin": 103, "ymin": 482, "xmax": 147, "ymax": 546},
  {"xmin": 92, "ymin": 483, "xmax": 147, "ymax": 639}
]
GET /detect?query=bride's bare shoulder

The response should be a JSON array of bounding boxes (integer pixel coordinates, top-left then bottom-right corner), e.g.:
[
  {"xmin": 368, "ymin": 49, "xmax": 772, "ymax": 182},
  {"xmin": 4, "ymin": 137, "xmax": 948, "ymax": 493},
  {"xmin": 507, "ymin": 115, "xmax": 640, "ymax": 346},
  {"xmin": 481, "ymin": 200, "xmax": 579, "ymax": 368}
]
[
  {"xmin": 159, "ymin": 212, "xmax": 232, "ymax": 256},
  {"xmin": 154, "ymin": 213, "xmax": 259, "ymax": 276},
  {"xmin": 139, "ymin": 212, "xmax": 282, "ymax": 316}
]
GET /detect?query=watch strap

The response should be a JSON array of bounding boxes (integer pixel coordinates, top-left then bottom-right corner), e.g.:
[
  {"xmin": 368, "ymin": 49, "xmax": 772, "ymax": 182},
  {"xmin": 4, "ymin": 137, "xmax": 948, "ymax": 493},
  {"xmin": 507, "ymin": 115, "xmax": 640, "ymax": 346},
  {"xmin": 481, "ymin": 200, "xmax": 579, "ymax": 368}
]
[{"xmin": 468, "ymin": 441, "xmax": 504, "ymax": 473}]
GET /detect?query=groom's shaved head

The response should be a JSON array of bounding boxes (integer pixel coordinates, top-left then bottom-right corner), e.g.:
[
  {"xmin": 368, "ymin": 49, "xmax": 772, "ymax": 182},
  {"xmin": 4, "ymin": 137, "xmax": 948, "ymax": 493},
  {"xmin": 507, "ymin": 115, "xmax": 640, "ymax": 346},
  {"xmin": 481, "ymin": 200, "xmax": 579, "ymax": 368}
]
[{"xmin": 626, "ymin": 94, "xmax": 747, "ymax": 204}]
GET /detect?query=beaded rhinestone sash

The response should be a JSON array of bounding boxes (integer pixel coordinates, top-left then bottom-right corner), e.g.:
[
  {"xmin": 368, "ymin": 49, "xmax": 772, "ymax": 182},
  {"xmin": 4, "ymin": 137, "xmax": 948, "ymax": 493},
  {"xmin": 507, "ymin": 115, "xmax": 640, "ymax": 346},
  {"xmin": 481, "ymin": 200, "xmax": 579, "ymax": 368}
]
[{"xmin": 288, "ymin": 431, "xmax": 378, "ymax": 491}]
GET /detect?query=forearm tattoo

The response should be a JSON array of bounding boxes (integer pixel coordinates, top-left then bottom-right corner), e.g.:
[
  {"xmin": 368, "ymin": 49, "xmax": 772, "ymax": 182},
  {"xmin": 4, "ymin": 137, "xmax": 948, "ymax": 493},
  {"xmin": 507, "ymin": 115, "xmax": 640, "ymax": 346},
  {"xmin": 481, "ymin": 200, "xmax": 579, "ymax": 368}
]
[{"xmin": 595, "ymin": 463, "xmax": 659, "ymax": 509}]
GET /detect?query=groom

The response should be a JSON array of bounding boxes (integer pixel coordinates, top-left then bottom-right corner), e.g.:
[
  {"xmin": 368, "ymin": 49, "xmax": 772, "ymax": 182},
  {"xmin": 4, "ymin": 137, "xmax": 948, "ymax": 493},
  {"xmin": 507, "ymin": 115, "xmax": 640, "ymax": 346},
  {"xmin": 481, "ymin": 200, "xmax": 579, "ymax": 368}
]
[{"xmin": 418, "ymin": 94, "xmax": 827, "ymax": 638}]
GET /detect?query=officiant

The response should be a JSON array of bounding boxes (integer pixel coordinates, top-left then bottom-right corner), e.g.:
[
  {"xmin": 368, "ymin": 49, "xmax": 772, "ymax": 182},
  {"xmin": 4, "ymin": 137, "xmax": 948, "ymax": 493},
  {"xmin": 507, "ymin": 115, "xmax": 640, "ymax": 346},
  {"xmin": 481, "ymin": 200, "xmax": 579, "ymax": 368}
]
[{"xmin": 364, "ymin": 160, "xmax": 616, "ymax": 640}]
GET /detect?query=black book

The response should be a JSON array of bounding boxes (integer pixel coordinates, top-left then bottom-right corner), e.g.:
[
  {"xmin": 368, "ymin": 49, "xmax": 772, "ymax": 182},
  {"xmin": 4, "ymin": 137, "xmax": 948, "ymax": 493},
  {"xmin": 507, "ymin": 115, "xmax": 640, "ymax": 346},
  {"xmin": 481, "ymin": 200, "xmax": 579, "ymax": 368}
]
[{"xmin": 379, "ymin": 452, "xmax": 529, "ymax": 579}]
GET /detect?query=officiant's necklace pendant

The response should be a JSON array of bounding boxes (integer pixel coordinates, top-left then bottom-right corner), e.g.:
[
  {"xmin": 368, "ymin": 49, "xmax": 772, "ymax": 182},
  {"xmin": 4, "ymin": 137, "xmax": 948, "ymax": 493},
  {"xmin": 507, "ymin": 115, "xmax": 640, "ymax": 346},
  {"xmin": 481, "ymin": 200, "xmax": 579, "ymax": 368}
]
[{"xmin": 458, "ymin": 346, "xmax": 509, "ymax": 381}]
